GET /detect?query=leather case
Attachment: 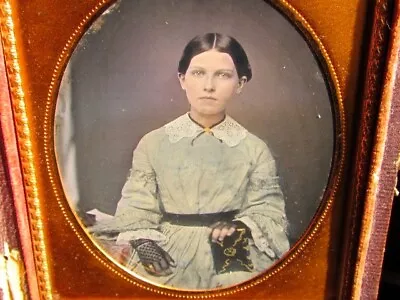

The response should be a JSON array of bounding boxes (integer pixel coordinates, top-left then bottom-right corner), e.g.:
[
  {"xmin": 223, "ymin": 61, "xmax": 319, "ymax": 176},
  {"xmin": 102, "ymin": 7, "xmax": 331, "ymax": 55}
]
[{"xmin": 0, "ymin": 0, "xmax": 399, "ymax": 299}]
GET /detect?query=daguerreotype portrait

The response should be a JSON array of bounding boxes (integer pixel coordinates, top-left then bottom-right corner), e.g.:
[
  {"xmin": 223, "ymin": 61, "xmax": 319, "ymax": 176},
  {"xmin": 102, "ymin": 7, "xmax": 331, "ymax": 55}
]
[
  {"xmin": 55, "ymin": 0, "xmax": 334, "ymax": 291},
  {"xmin": 4, "ymin": 0, "xmax": 391, "ymax": 297}
]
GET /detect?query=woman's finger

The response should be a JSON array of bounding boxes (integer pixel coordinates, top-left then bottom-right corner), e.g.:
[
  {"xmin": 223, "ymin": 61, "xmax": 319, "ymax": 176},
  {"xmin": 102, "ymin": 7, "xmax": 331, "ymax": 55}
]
[
  {"xmin": 152, "ymin": 261, "xmax": 163, "ymax": 274},
  {"xmin": 159, "ymin": 257, "xmax": 169, "ymax": 270},
  {"xmin": 163, "ymin": 251, "xmax": 177, "ymax": 267},
  {"xmin": 227, "ymin": 226, "xmax": 236, "ymax": 236},
  {"xmin": 211, "ymin": 227, "xmax": 222, "ymax": 242},
  {"xmin": 143, "ymin": 263, "xmax": 158, "ymax": 275},
  {"xmin": 210, "ymin": 221, "xmax": 222, "ymax": 229},
  {"xmin": 218, "ymin": 226, "xmax": 231, "ymax": 241},
  {"xmin": 146, "ymin": 263, "xmax": 172, "ymax": 277}
]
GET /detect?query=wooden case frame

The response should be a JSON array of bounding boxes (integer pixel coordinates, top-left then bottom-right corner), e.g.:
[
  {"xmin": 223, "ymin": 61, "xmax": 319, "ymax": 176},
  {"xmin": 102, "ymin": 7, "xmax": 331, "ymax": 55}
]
[{"xmin": 0, "ymin": 0, "xmax": 398, "ymax": 299}]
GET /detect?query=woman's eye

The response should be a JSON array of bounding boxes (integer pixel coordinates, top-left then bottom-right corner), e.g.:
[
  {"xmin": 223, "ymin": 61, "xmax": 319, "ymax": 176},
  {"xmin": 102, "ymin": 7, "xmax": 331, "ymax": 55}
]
[
  {"xmin": 191, "ymin": 70, "xmax": 205, "ymax": 76},
  {"xmin": 217, "ymin": 72, "xmax": 232, "ymax": 78}
]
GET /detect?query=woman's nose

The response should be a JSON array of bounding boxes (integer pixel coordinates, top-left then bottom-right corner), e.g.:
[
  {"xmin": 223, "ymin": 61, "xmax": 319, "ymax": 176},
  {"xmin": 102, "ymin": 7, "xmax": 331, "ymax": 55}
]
[{"xmin": 203, "ymin": 76, "xmax": 216, "ymax": 92}]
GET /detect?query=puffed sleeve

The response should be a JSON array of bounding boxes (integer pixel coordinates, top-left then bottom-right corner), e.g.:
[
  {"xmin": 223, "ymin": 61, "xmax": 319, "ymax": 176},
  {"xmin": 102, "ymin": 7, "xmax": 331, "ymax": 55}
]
[
  {"xmin": 89, "ymin": 134, "xmax": 166, "ymax": 245},
  {"xmin": 235, "ymin": 144, "xmax": 290, "ymax": 258}
]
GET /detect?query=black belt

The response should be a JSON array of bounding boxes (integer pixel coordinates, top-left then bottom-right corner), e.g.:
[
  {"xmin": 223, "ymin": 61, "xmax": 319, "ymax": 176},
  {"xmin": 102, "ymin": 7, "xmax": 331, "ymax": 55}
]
[{"xmin": 161, "ymin": 210, "xmax": 239, "ymax": 227}]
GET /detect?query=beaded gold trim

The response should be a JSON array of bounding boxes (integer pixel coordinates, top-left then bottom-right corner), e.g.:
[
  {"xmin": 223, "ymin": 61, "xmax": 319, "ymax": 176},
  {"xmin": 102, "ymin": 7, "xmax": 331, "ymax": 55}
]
[
  {"xmin": 45, "ymin": 0, "xmax": 346, "ymax": 297},
  {"xmin": 1, "ymin": 0, "xmax": 347, "ymax": 298},
  {"xmin": 0, "ymin": 1, "xmax": 53, "ymax": 299}
]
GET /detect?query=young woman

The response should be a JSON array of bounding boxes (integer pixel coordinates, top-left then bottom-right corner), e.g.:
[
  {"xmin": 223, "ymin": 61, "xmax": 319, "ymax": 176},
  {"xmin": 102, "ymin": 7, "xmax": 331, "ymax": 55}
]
[{"xmin": 90, "ymin": 33, "xmax": 289, "ymax": 290}]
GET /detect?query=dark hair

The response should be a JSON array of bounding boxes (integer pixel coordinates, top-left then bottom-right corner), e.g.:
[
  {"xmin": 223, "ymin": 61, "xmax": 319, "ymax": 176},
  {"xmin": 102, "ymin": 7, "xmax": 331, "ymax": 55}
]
[{"xmin": 178, "ymin": 33, "xmax": 252, "ymax": 81}]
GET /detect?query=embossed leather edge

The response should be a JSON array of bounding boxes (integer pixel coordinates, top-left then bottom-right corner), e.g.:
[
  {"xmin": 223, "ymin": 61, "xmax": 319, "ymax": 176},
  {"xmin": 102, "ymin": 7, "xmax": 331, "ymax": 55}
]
[
  {"xmin": 0, "ymin": 1, "xmax": 52, "ymax": 299},
  {"xmin": 339, "ymin": 0, "xmax": 397, "ymax": 299},
  {"xmin": 339, "ymin": 0, "xmax": 395, "ymax": 298},
  {"xmin": 352, "ymin": 0, "xmax": 400, "ymax": 298},
  {"xmin": 0, "ymin": 48, "xmax": 27, "ymax": 300}
]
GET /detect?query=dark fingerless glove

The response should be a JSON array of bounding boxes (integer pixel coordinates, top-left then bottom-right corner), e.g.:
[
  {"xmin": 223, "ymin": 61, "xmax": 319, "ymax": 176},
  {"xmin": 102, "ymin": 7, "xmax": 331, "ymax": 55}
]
[{"xmin": 130, "ymin": 239, "xmax": 167, "ymax": 267}]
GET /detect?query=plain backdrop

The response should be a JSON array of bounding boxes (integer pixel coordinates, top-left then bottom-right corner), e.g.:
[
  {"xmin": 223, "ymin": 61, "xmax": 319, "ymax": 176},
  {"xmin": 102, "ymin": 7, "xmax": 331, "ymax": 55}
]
[{"xmin": 57, "ymin": 0, "xmax": 335, "ymax": 245}]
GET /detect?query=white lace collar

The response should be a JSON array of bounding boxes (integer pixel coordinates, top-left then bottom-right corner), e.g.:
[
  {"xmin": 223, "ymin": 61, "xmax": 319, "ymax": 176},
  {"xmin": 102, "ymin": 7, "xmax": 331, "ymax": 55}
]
[{"xmin": 164, "ymin": 113, "xmax": 247, "ymax": 147}]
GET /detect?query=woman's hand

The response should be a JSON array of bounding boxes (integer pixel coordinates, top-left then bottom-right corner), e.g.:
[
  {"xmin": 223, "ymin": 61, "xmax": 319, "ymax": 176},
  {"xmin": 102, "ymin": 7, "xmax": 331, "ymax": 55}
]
[
  {"xmin": 210, "ymin": 221, "xmax": 238, "ymax": 243},
  {"xmin": 131, "ymin": 239, "xmax": 176, "ymax": 277}
]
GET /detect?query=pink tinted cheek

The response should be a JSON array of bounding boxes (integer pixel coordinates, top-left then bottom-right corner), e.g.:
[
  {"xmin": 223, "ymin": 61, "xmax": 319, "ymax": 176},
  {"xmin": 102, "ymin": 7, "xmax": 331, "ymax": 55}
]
[{"xmin": 184, "ymin": 80, "xmax": 197, "ymax": 91}]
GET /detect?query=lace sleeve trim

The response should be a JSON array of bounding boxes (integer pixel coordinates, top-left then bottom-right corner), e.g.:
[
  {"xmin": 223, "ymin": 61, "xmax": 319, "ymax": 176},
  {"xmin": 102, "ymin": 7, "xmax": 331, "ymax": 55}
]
[
  {"xmin": 235, "ymin": 216, "xmax": 289, "ymax": 258},
  {"xmin": 127, "ymin": 168, "xmax": 157, "ymax": 194},
  {"xmin": 234, "ymin": 216, "xmax": 277, "ymax": 259},
  {"xmin": 248, "ymin": 175, "xmax": 281, "ymax": 192}
]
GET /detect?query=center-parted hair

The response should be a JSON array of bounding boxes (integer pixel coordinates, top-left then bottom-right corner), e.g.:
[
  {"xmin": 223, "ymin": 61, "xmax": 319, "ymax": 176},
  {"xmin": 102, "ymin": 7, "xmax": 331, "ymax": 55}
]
[{"xmin": 178, "ymin": 33, "xmax": 252, "ymax": 81}]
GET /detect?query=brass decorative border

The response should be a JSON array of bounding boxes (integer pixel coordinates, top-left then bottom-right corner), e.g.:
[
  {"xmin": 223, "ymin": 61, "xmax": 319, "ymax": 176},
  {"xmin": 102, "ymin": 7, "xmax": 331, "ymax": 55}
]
[
  {"xmin": 45, "ymin": 0, "xmax": 346, "ymax": 297},
  {"xmin": 0, "ymin": 1, "xmax": 53, "ymax": 299},
  {"xmin": 1, "ymin": 0, "xmax": 347, "ymax": 298}
]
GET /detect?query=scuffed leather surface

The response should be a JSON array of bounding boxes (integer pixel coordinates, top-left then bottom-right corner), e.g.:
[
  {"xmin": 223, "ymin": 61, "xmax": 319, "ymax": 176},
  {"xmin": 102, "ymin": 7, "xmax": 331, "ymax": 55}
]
[
  {"xmin": 357, "ymin": 3, "xmax": 400, "ymax": 296},
  {"xmin": 0, "ymin": 132, "xmax": 21, "ymax": 300},
  {"xmin": 0, "ymin": 33, "xmax": 36, "ymax": 299},
  {"xmin": 340, "ymin": 1, "xmax": 396, "ymax": 298},
  {"xmin": 1, "ymin": 0, "xmax": 377, "ymax": 299},
  {"xmin": 0, "ymin": 133, "xmax": 20, "ymax": 252},
  {"xmin": 0, "ymin": 74, "xmax": 21, "ymax": 300}
]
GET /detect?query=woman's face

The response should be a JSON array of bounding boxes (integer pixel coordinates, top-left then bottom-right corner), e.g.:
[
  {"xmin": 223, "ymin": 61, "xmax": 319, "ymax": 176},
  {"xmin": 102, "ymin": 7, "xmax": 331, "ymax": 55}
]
[{"xmin": 178, "ymin": 50, "xmax": 246, "ymax": 117}]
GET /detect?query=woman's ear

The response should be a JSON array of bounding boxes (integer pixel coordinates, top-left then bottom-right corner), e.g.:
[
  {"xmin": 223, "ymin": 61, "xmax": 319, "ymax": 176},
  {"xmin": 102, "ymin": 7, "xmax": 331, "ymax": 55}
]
[
  {"xmin": 178, "ymin": 73, "xmax": 186, "ymax": 90},
  {"xmin": 236, "ymin": 76, "xmax": 247, "ymax": 94}
]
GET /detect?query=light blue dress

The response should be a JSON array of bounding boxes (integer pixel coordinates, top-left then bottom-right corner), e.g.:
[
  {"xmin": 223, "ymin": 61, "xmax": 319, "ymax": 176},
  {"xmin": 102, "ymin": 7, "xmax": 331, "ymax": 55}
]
[{"xmin": 91, "ymin": 113, "xmax": 289, "ymax": 290}]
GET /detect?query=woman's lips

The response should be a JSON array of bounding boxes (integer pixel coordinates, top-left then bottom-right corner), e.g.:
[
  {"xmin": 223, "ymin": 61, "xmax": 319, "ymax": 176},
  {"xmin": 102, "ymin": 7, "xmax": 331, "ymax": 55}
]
[{"xmin": 200, "ymin": 96, "xmax": 217, "ymax": 101}]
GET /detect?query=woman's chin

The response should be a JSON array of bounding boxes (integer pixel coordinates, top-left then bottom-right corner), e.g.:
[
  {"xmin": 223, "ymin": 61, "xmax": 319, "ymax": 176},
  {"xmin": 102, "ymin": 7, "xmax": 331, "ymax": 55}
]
[{"xmin": 191, "ymin": 107, "xmax": 225, "ymax": 117}]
